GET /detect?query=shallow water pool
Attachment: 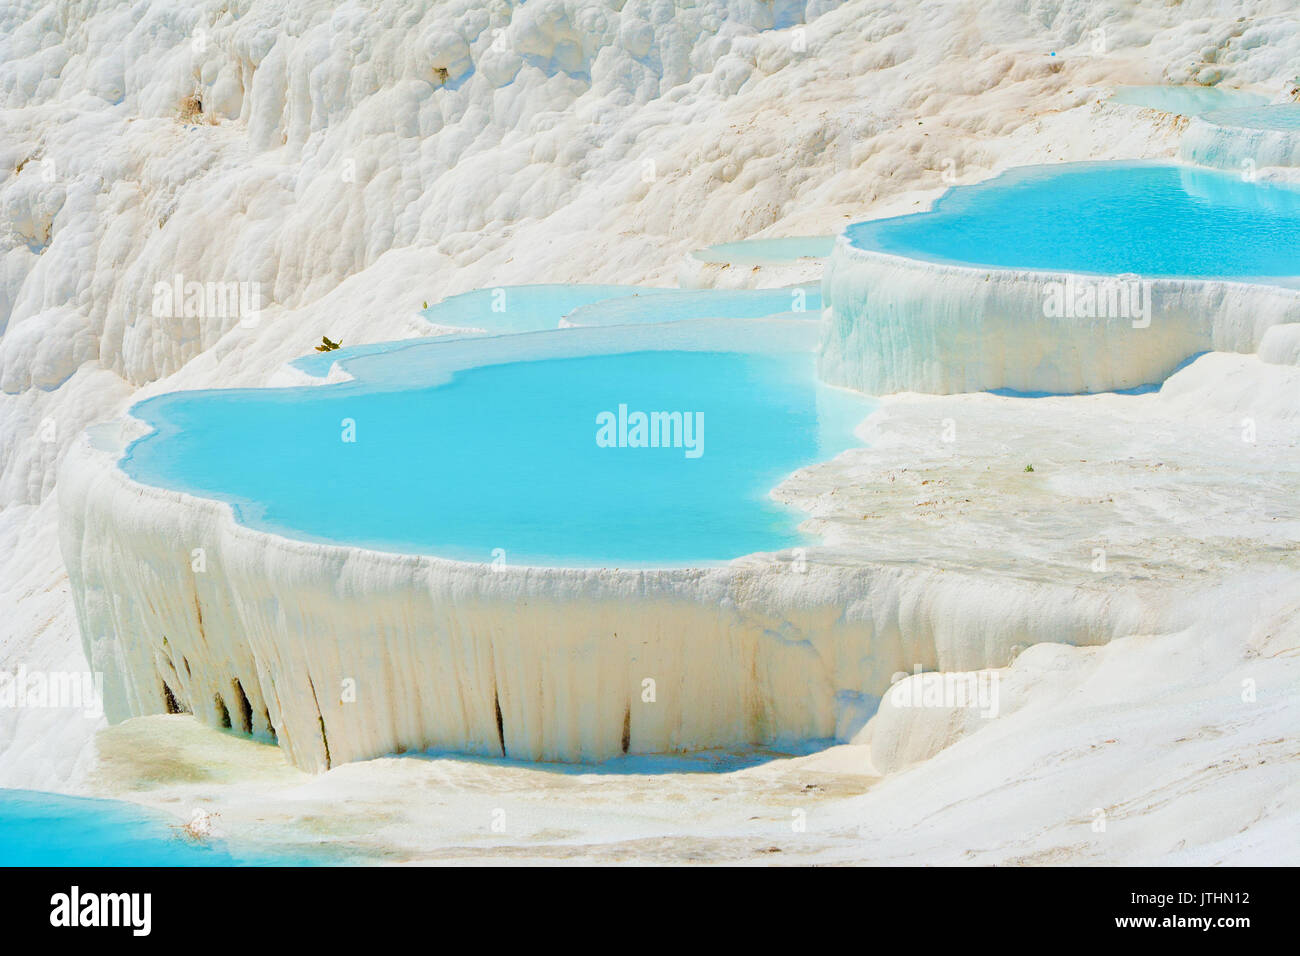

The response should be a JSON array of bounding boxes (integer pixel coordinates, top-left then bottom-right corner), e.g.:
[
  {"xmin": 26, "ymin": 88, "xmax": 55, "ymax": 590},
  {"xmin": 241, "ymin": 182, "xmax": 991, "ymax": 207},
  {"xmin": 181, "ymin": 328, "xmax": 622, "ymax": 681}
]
[
  {"xmin": 123, "ymin": 345, "xmax": 874, "ymax": 567},
  {"xmin": 564, "ymin": 285, "xmax": 821, "ymax": 326},
  {"xmin": 1201, "ymin": 105, "xmax": 1300, "ymax": 131},
  {"xmin": 1110, "ymin": 85, "xmax": 1269, "ymax": 116},
  {"xmin": 294, "ymin": 284, "xmax": 820, "ymax": 379},
  {"xmin": 846, "ymin": 161, "xmax": 1300, "ymax": 279},
  {"xmin": 293, "ymin": 285, "xmax": 670, "ymax": 377},
  {"xmin": 0, "ymin": 789, "xmax": 313, "ymax": 866},
  {"xmin": 692, "ymin": 236, "xmax": 835, "ymax": 264},
  {"xmin": 418, "ymin": 284, "xmax": 670, "ymax": 334}
]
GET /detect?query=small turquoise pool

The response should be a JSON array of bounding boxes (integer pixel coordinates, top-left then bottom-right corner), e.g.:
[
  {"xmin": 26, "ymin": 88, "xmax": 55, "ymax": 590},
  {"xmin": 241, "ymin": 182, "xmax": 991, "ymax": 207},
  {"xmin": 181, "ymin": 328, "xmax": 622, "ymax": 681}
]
[
  {"xmin": 293, "ymin": 285, "xmax": 669, "ymax": 377},
  {"xmin": 693, "ymin": 237, "xmax": 835, "ymax": 264},
  {"xmin": 419, "ymin": 284, "xmax": 668, "ymax": 334},
  {"xmin": 845, "ymin": 161, "xmax": 1300, "ymax": 279},
  {"xmin": 295, "ymin": 284, "xmax": 820, "ymax": 378},
  {"xmin": 1110, "ymin": 85, "xmax": 1269, "ymax": 116},
  {"xmin": 1202, "ymin": 105, "xmax": 1300, "ymax": 132},
  {"xmin": 0, "ymin": 789, "xmax": 313, "ymax": 866},
  {"xmin": 123, "ymin": 345, "xmax": 873, "ymax": 566},
  {"xmin": 564, "ymin": 286, "xmax": 821, "ymax": 326}
]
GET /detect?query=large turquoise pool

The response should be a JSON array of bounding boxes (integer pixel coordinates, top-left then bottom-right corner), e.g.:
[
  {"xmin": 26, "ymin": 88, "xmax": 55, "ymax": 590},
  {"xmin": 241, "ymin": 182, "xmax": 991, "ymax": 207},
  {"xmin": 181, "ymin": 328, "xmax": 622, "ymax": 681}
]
[
  {"xmin": 845, "ymin": 161, "xmax": 1300, "ymax": 279},
  {"xmin": 0, "ymin": 789, "xmax": 313, "ymax": 866},
  {"xmin": 122, "ymin": 345, "xmax": 873, "ymax": 566}
]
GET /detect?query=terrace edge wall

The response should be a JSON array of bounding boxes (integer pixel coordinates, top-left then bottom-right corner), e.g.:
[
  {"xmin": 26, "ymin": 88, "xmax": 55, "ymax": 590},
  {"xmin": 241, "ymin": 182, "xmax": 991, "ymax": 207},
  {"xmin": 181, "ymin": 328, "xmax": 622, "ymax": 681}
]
[
  {"xmin": 818, "ymin": 237, "xmax": 1300, "ymax": 395},
  {"xmin": 58, "ymin": 427, "xmax": 1161, "ymax": 772}
]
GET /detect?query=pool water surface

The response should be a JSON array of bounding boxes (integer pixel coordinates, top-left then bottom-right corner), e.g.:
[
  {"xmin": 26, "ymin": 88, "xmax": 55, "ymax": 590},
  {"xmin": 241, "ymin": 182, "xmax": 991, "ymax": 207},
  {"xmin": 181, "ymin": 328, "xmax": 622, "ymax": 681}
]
[
  {"xmin": 124, "ymin": 349, "xmax": 874, "ymax": 567},
  {"xmin": 846, "ymin": 161, "xmax": 1300, "ymax": 279}
]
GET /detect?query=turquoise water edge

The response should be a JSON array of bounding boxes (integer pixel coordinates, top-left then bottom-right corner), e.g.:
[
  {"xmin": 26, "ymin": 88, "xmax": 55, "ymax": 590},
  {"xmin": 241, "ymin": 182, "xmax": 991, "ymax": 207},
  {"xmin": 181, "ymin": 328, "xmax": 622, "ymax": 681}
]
[
  {"xmin": 123, "ymin": 349, "xmax": 874, "ymax": 567},
  {"xmin": 847, "ymin": 161, "xmax": 1300, "ymax": 280},
  {"xmin": 0, "ymin": 789, "xmax": 316, "ymax": 866}
]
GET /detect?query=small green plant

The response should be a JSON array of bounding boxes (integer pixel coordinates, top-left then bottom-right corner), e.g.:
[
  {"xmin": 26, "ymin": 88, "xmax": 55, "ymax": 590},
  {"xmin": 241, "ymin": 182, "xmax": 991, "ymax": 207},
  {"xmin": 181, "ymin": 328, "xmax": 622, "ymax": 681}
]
[
  {"xmin": 1023, "ymin": 464, "xmax": 1034, "ymax": 473},
  {"xmin": 315, "ymin": 336, "xmax": 342, "ymax": 352}
]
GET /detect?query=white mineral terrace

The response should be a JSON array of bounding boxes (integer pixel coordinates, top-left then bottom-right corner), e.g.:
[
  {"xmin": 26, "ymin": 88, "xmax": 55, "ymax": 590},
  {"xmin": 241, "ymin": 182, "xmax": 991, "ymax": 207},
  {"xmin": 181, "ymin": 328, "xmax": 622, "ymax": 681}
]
[
  {"xmin": 818, "ymin": 239, "xmax": 1300, "ymax": 395},
  {"xmin": 1180, "ymin": 106, "xmax": 1300, "ymax": 178},
  {"xmin": 60, "ymin": 322, "xmax": 1300, "ymax": 771}
]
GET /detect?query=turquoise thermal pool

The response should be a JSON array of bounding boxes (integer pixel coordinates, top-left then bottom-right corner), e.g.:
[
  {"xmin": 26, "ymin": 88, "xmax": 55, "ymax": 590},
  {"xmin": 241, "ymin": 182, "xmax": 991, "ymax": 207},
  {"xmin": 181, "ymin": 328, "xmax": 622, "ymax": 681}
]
[
  {"xmin": 845, "ymin": 161, "xmax": 1300, "ymax": 279},
  {"xmin": 692, "ymin": 236, "xmax": 836, "ymax": 264},
  {"xmin": 122, "ymin": 343, "xmax": 874, "ymax": 567},
  {"xmin": 417, "ymin": 284, "xmax": 667, "ymax": 334},
  {"xmin": 1109, "ymin": 85, "xmax": 1270, "ymax": 116},
  {"xmin": 291, "ymin": 285, "xmax": 668, "ymax": 377},
  {"xmin": 414, "ymin": 282, "xmax": 821, "ymax": 331},
  {"xmin": 563, "ymin": 286, "xmax": 821, "ymax": 326},
  {"xmin": 293, "ymin": 284, "xmax": 821, "ymax": 377},
  {"xmin": 1201, "ymin": 105, "xmax": 1300, "ymax": 131},
  {"xmin": 0, "ymin": 789, "xmax": 313, "ymax": 866}
]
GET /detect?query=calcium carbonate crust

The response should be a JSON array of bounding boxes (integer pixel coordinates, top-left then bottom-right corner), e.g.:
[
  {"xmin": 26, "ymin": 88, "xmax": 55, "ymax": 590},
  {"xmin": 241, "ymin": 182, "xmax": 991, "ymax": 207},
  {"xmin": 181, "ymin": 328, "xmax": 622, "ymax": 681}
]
[
  {"xmin": 1180, "ymin": 111, "xmax": 1300, "ymax": 179},
  {"xmin": 62, "ymin": 421, "xmax": 1172, "ymax": 771},
  {"xmin": 818, "ymin": 236, "xmax": 1300, "ymax": 395}
]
